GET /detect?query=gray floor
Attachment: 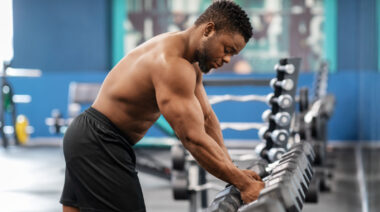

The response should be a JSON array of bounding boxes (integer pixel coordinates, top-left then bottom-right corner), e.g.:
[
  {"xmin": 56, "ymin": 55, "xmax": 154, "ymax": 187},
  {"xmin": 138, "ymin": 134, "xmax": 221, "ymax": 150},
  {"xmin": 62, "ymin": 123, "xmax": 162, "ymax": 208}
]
[{"xmin": 0, "ymin": 142, "xmax": 377, "ymax": 212}]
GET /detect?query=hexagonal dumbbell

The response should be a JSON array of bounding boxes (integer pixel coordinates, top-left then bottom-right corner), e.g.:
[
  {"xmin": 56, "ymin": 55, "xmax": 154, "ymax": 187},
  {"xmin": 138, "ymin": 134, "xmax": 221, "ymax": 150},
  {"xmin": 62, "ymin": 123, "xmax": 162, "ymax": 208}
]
[
  {"xmin": 270, "ymin": 78, "xmax": 294, "ymax": 91},
  {"xmin": 208, "ymin": 185, "xmax": 243, "ymax": 212},
  {"xmin": 263, "ymin": 173, "xmax": 304, "ymax": 211},
  {"xmin": 271, "ymin": 159, "xmax": 311, "ymax": 195},
  {"xmin": 259, "ymin": 179, "xmax": 302, "ymax": 212},
  {"xmin": 266, "ymin": 93, "xmax": 293, "ymax": 109},
  {"xmin": 238, "ymin": 196, "xmax": 286, "ymax": 212},
  {"xmin": 171, "ymin": 170, "xmax": 189, "ymax": 200},
  {"xmin": 258, "ymin": 127, "xmax": 289, "ymax": 146},
  {"xmin": 171, "ymin": 144, "xmax": 186, "ymax": 171},
  {"xmin": 268, "ymin": 169, "xmax": 306, "ymax": 201},
  {"xmin": 274, "ymin": 64, "xmax": 295, "ymax": 74},
  {"xmin": 262, "ymin": 109, "xmax": 292, "ymax": 127}
]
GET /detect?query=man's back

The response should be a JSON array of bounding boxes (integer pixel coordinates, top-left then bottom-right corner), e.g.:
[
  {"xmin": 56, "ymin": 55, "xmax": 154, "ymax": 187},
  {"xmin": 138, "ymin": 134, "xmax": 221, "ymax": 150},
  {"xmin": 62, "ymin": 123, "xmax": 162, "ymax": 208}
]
[{"xmin": 92, "ymin": 32, "xmax": 197, "ymax": 144}]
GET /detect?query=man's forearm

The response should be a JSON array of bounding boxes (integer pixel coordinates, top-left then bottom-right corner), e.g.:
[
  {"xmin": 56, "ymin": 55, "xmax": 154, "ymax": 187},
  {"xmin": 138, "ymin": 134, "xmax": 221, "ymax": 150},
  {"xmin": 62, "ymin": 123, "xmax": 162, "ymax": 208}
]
[
  {"xmin": 181, "ymin": 132, "xmax": 249, "ymax": 189},
  {"xmin": 205, "ymin": 111, "xmax": 232, "ymax": 161}
]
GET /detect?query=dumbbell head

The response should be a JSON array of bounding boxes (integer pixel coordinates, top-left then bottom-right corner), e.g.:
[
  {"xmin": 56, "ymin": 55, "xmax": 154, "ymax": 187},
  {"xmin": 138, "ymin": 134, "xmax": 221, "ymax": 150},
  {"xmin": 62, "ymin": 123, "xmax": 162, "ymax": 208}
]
[
  {"xmin": 271, "ymin": 160, "xmax": 309, "ymax": 195},
  {"xmin": 265, "ymin": 172, "xmax": 304, "ymax": 210},
  {"xmin": 171, "ymin": 144, "xmax": 186, "ymax": 171},
  {"xmin": 266, "ymin": 93, "xmax": 274, "ymax": 106},
  {"xmin": 268, "ymin": 147, "xmax": 286, "ymax": 162},
  {"xmin": 258, "ymin": 127, "xmax": 268, "ymax": 141},
  {"xmin": 261, "ymin": 109, "xmax": 272, "ymax": 122},
  {"xmin": 273, "ymin": 112, "xmax": 291, "ymax": 127},
  {"xmin": 277, "ymin": 94, "xmax": 293, "ymax": 108},
  {"xmin": 259, "ymin": 181, "xmax": 302, "ymax": 212},
  {"xmin": 271, "ymin": 129, "xmax": 289, "ymax": 145},
  {"xmin": 266, "ymin": 93, "xmax": 293, "ymax": 109},
  {"xmin": 171, "ymin": 171, "xmax": 189, "ymax": 200},
  {"xmin": 269, "ymin": 169, "xmax": 306, "ymax": 201},
  {"xmin": 208, "ymin": 185, "xmax": 242, "ymax": 212},
  {"xmin": 247, "ymin": 159, "xmax": 269, "ymax": 178},
  {"xmin": 270, "ymin": 79, "xmax": 294, "ymax": 91},
  {"xmin": 274, "ymin": 64, "xmax": 295, "ymax": 74},
  {"xmin": 238, "ymin": 196, "xmax": 286, "ymax": 212},
  {"xmin": 255, "ymin": 142, "xmax": 267, "ymax": 158}
]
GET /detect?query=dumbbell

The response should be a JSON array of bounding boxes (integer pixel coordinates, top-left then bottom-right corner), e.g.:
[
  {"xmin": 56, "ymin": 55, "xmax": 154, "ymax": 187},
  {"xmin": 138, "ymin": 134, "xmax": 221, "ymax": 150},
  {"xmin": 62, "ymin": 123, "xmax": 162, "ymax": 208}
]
[
  {"xmin": 262, "ymin": 110, "xmax": 291, "ymax": 127},
  {"xmin": 171, "ymin": 144, "xmax": 186, "ymax": 171},
  {"xmin": 208, "ymin": 185, "xmax": 243, "ymax": 212},
  {"xmin": 267, "ymin": 168, "xmax": 306, "ymax": 201},
  {"xmin": 274, "ymin": 64, "xmax": 295, "ymax": 74},
  {"xmin": 171, "ymin": 170, "xmax": 190, "ymax": 200},
  {"xmin": 238, "ymin": 197, "xmax": 286, "ymax": 212},
  {"xmin": 266, "ymin": 93, "xmax": 293, "ymax": 109},
  {"xmin": 255, "ymin": 142, "xmax": 286, "ymax": 162},
  {"xmin": 259, "ymin": 176, "xmax": 302, "ymax": 212},
  {"xmin": 272, "ymin": 154, "xmax": 313, "ymax": 195},
  {"xmin": 258, "ymin": 127, "xmax": 289, "ymax": 146},
  {"xmin": 270, "ymin": 78, "xmax": 294, "ymax": 91}
]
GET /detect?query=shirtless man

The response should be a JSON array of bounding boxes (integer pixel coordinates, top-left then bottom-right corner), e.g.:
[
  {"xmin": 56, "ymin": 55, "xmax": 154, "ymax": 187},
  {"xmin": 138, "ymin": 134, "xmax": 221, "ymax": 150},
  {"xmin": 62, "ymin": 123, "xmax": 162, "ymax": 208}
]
[{"xmin": 60, "ymin": 1, "xmax": 265, "ymax": 211}]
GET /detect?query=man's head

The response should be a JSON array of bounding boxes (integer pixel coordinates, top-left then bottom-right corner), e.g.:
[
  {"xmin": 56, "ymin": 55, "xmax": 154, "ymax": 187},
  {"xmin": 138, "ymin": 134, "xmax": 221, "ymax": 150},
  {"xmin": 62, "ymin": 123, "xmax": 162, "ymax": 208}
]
[{"xmin": 194, "ymin": 0, "xmax": 253, "ymax": 73}]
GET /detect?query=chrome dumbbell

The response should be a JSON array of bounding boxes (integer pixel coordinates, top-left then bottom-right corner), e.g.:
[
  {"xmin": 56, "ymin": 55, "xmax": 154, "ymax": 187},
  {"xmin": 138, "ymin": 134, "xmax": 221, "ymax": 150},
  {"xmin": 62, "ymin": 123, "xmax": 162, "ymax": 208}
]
[
  {"xmin": 274, "ymin": 64, "xmax": 295, "ymax": 74},
  {"xmin": 267, "ymin": 147, "xmax": 286, "ymax": 162},
  {"xmin": 255, "ymin": 142, "xmax": 286, "ymax": 162},
  {"xmin": 262, "ymin": 110, "xmax": 292, "ymax": 127},
  {"xmin": 258, "ymin": 127, "xmax": 289, "ymax": 145},
  {"xmin": 270, "ymin": 78, "xmax": 294, "ymax": 91},
  {"xmin": 266, "ymin": 93, "xmax": 293, "ymax": 109}
]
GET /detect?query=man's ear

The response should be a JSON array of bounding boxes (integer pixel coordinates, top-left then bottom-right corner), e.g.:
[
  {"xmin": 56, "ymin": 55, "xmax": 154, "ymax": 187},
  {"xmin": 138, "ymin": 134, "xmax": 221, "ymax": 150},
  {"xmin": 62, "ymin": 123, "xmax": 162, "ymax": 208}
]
[{"xmin": 203, "ymin": 22, "xmax": 215, "ymax": 37}]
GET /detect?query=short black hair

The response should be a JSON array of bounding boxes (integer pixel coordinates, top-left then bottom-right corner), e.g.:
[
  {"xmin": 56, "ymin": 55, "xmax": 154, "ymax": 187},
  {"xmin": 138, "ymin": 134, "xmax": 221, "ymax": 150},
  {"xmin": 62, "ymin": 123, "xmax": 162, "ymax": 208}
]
[{"xmin": 195, "ymin": 0, "xmax": 253, "ymax": 43}]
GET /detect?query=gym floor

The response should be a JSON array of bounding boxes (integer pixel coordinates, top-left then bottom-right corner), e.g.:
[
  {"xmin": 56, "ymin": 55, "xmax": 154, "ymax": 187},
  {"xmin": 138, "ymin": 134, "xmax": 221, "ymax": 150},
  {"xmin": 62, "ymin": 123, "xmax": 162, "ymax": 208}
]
[{"xmin": 0, "ymin": 140, "xmax": 377, "ymax": 212}]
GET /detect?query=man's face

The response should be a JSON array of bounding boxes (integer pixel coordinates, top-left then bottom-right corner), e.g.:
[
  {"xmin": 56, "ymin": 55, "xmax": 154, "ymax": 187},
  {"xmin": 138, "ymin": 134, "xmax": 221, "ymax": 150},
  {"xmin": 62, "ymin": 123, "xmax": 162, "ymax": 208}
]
[{"xmin": 196, "ymin": 30, "xmax": 246, "ymax": 73}]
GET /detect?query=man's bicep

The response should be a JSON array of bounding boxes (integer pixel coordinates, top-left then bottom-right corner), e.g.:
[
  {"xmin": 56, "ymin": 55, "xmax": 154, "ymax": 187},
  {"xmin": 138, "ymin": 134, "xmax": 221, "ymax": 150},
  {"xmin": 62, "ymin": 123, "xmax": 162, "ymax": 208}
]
[
  {"xmin": 157, "ymin": 92, "xmax": 205, "ymax": 141},
  {"xmin": 153, "ymin": 66, "xmax": 205, "ymax": 140}
]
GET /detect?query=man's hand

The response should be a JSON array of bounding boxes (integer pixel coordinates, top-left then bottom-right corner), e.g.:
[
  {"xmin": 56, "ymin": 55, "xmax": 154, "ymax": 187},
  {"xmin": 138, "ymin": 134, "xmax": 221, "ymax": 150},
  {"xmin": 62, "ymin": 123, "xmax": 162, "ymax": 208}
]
[
  {"xmin": 241, "ymin": 169, "xmax": 262, "ymax": 181},
  {"xmin": 239, "ymin": 178, "xmax": 265, "ymax": 204}
]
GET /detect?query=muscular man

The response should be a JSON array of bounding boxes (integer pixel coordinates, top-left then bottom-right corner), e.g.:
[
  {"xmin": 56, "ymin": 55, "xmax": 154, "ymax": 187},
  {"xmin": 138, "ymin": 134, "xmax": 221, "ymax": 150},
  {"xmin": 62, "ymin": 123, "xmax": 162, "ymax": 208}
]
[{"xmin": 60, "ymin": 1, "xmax": 264, "ymax": 211}]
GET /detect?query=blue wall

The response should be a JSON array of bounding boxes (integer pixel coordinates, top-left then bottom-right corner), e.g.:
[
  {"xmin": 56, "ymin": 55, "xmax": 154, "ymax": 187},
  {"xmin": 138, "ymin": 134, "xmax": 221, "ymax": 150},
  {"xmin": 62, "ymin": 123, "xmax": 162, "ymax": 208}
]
[
  {"xmin": 8, "ymin": 0, "xmax": 380, "ymax": 142},
  {"xmin": 12, "ymin": 0, "xmax": 110, "ymax": 71}
]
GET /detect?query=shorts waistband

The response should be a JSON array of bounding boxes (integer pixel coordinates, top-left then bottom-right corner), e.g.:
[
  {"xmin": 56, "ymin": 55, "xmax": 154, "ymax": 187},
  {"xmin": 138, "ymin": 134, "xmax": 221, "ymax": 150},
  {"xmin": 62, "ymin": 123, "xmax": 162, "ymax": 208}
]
[{"xmin": 84, "ymin": 107, "xmax": 134, "ymax": 146}]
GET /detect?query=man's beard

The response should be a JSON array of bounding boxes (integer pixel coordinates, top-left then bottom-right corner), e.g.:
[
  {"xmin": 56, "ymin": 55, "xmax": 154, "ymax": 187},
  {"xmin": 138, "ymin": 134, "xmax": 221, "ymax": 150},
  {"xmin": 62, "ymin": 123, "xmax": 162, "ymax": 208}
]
[{"xmin": 195, "ymin": 42, "xmax": 213, "ymax": 74}]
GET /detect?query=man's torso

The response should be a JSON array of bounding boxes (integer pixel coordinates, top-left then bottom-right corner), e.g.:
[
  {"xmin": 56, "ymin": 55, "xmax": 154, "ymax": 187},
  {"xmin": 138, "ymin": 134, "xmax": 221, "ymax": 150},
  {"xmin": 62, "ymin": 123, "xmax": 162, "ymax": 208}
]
[{"xmin": 92, "ymin": 32, "xmax": 202, "ymax": 144}]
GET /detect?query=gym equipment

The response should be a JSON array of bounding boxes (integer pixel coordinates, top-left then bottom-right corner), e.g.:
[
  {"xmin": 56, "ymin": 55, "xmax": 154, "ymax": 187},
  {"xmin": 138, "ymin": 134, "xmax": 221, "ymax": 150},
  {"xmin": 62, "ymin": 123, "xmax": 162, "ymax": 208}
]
[
  {"xmin": 172, "ymin": 170, "xmax": 190, "ymax": 200},
  {"xmin": 171, "ymin": 144, "xmax": 186, "ymax": 171},
  {"xmin": 256, "ymin": 58, "xmax": 301, "ymax": 162},
  {"xmin": 220, "ymin": 122, "xmax": 266, "ymax": 131},
  {"xmin": 15, "ymin": 114, "xmax": 30, "ymax": 144},
  {"xmin": 238, "ymin": 197, "xmax": 286, "ymax": 212},
  {"xmin": 208, "ymin": 94, "xmax": 267, "ymax": 105},
  {"xmin": 0, "ymin": 61, "xmax": 38, "ymax": 148},
  {"xmin": 274, "ymin": 64, "xmax": 295, "ymax": 74},
  {"xmin": 261, "ymin": 110, "xmax": 291, "ymax": 127},
  {"xmin": 270, "ymin": 78, "xmax": 294, "ymax": 91},
  {"xmin": 208, "ymin": 142, "xmax": 315, "ymax": 212},
  {"xmin": 208, "ymin": 186, "xmax": 242, "ymax": 212},
  {"xmin": 258, "ymin": 127, "xmax": 289, "ymax": 146},
  {"xmin": 266, "ymin": 93, "xmax": 293, "ymax": 109}
]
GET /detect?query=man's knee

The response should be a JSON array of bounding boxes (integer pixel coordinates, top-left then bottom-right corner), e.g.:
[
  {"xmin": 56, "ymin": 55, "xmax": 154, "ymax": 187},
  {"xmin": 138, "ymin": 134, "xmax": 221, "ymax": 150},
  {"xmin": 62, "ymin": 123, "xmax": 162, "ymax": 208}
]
[{"xmin": 63, "ymin": 205, "xmax": 80, "ymax": 212}]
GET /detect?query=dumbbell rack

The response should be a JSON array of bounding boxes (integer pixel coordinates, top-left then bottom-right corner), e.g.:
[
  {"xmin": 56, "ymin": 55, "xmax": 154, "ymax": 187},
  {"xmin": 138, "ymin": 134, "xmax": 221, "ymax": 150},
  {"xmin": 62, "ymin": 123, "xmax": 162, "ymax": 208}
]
[
  {"xmin": 256, "ymin": 58, "xmax": 301, "ymax": 162},
  {"xmin": 294, "ymin": 62, "xmax": 336, "ymax": 197},
  {"xmin": 208, "ymin": 142, "xmax": 316, "ymax": 212}
]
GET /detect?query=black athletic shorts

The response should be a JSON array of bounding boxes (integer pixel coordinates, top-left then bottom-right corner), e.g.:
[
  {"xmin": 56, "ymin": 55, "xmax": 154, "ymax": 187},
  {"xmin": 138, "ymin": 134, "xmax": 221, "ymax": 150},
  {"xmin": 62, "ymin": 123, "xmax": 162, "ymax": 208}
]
[{"xmin": 60, "ymin": 107, "xmax": 146, "ymax": 212}]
